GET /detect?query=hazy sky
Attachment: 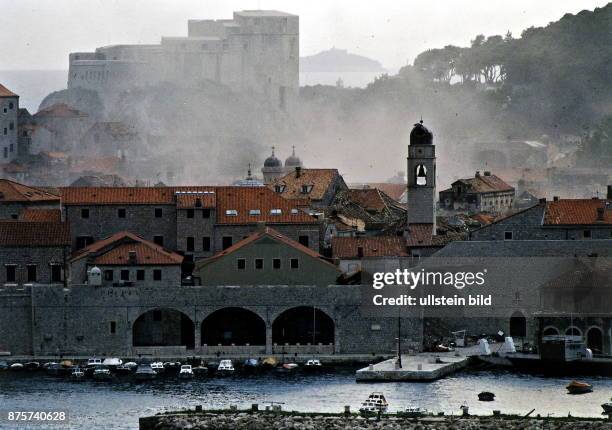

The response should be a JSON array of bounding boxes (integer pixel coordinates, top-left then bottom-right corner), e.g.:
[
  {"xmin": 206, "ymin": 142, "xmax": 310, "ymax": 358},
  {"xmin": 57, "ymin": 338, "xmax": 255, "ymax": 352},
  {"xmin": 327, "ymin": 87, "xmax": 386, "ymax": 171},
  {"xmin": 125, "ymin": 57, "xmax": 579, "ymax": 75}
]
[{"xmin": 1, "ymin": 0, "xmax": 608, "ymax": 70}]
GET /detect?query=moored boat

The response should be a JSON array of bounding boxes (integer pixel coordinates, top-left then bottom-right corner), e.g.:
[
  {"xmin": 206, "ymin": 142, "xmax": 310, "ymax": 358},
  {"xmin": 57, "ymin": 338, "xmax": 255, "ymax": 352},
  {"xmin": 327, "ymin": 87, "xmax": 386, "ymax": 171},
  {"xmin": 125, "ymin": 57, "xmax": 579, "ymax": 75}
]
[
  {"xmin": 92, "ymin": 366, "xmax": 112, "ymax": 381},
  {"xmin": 243, "ymin": 358, "xmax": 260, "ymax": 373},
  {"xmin": 46, "ymin": 362, "xmax": 68, "ymax": 377},
  {"xmin": 163, "ymin": 361, "xmax": 181, "ymax": 374},
  {"xmin": 9, "ymin": 363, "xmax": 24, "ymax": 371},
  {"xmin": 0, "ymin": 360, "xmax": 8, "ymax": 370},
  {"xmin": 399, "ymin": 407, "xmax": 428, "ymax": 418},
  {"xmin": 478, "ymin": 391, "xmax": 495, "ymax": 401},
  {"xmin": 179, "ymin": 365, "xmax": 194, "ymax": 379},
  {"xmin": 150, "ymin": 362, "xmax": 165, "ymax": 374},
  {"xmin": 70, "ymin": 367, "xmax": 85, "ymax": 381},
  {"xmin": 304, "ymin": 359, "xmax": 323, "ymax": 372},
  {"xmin": 602, "ymin": 400, "xmax": 612, "ymax": 415},
  {"xmin": 134, "ymin": 364, "xmax": 157, "ymax": 381},
  {"xmin": 359, "ymin": 392, "xmax": 388, "ymax": 414},
  {"xmin": 275, "ymin": 362, "xmax": 299, "ymax": 373},
  {"xmin": 566, "ymin": 380, "xmax": 593, "ymax": 394},
  {"xmin": 102, "ymin": 357, "xmax": 123, "ymax": 369},
  {"xmin": 261, "ymin": 357, "xmax": 278, "ymax": 369},
  {"xmin": 217, "ymin": 359, "xmax": 235, "ymax": 375},
  {"xmin": 115, "ymin": 362, "xmax": 137, "ymax": 375},
  {"xmin": 193, "ymin": 365, "xmax": 208, "ymax": 377},
  {"xmin": 24, "ymin": 361, "xmax": 40, "ymax": 371}
]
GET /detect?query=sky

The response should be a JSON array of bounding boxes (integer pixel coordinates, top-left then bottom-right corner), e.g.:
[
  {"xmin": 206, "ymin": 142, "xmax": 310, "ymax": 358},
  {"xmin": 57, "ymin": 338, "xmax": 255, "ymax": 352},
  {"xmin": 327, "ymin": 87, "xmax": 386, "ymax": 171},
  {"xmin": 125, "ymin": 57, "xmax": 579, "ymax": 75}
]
[{"xmin": 0, "ymin": 0, "xmax": 609, "ymax": 71}]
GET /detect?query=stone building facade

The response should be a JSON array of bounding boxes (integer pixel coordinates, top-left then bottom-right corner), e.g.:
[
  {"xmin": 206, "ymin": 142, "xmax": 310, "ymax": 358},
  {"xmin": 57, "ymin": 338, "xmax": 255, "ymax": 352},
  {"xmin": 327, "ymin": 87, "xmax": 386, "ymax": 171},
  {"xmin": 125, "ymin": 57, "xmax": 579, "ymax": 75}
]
[
  {"xmin": 0, "ymin": 179, "xmax": 60, "ymax": 219},
  {"xmin": 68, "ymin": 10, "xmax": 299, "ymax": 111},
  {"xmin": 439, "ymin": 171, "xmax": 515, "ymax": 214},
  {"xmin": 0, "ymin": 84, "xmax": 19, "ymax": 164}
]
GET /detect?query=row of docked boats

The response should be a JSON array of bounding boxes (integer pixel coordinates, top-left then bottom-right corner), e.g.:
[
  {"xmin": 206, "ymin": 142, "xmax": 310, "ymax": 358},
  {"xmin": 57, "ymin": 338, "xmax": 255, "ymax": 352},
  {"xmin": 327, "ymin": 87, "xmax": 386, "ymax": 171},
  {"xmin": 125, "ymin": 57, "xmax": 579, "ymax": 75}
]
[{"xmin": 0, "ymin": 357, "xmax": 325, "ymax": 380}]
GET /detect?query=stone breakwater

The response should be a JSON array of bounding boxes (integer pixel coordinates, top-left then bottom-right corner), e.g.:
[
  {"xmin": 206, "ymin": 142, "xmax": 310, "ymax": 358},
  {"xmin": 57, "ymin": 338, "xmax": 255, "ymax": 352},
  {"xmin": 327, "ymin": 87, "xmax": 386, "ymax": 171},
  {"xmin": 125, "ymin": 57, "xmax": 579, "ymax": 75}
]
[{"xmin": 140, "ymin": 412, "xmax": 612, "ymax": 430}]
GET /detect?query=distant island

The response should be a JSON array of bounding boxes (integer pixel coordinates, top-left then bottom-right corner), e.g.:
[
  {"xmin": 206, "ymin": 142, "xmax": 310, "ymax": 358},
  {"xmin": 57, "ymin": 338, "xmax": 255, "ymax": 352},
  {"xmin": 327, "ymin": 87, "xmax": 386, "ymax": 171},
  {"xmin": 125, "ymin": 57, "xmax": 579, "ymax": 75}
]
[{"xmin": 300, "ymin": 48, "xmax": 386, "ymax": 73}]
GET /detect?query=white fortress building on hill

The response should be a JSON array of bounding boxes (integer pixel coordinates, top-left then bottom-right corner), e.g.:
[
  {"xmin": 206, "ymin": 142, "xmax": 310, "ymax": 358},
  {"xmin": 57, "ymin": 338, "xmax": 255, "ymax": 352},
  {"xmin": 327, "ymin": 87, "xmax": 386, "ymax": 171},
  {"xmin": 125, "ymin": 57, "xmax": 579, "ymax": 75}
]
[{"xmin": 68, "ymin": 10, "xmax": 299, "ymax": 110}]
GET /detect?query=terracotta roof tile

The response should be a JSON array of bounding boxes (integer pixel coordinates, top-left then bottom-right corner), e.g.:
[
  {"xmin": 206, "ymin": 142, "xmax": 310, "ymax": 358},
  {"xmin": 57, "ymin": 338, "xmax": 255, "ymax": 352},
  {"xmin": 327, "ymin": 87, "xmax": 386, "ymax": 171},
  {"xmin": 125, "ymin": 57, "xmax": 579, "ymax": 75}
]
[
  {"xmin": 215, "ymin": 186, "xmax": 317, "ymax": 224},
  {"xmin": 444, "ymin": 173, "xmax": 514, "ymax": 194},
  {"xmin": 60, "ymin": 186, "xmax": 213, "ymax": 205},
  {"xmin": 405, "ymin": 223, "xmax": 464, "ymax": 248},
  {"xmin": 199, "ymin": 227, "xmax": 337, "ymax": 269},
  {"xmin": 0, "ymin": 83, "xmax": 18, "ymax": 98},
  {"xmin": 0, "ymin": 179, "xmax": 60, "ymax": 202},
  {"xmin": 354, "ymin": 183, "xmax": 406, "ymax": 202},
  {"xmin": 0, "ymin": 222, "xmax": 70, "ymax": 246},
  {"xmin": 175, "ymin": 191, "xmax": 216, "ymax": 209},
  {"xmin": 71, "ymin": 231, "xmax": 183, "ymax": 265},
  {"xmin": 270, "ymin": 168, "xmax": 345, "ymax": 202},
  {"xmin": 544, "ymin": 199, "xmax": 612, "ymax": 225},
  {"xmin": 332, "ymin": 236, "xmax": 408, "ymax": 259},
  {"xmin": 19, "ymin": 209, "xmax": 62, "ymax": 223}
]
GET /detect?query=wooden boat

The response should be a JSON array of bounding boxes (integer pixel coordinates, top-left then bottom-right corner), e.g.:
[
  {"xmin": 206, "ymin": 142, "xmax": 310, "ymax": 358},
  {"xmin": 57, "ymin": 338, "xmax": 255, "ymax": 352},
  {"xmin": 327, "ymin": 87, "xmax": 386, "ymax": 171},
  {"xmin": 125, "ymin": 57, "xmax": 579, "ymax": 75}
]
[
  {"xmin": 359, "ymin": 392, "xmax": 388, "ymax": 414},
  {"xmin": 478, "ymin": 391, "xmax": 495, "ymax": 401},
  {"xmin": 566, "ymin": 380, "xmax": 593, "ymax": 394},
  {"xmin": 275, "ymin": 362, "xmax": 299, "ymax": 373},
  {"xmin": 134, "ymin": 364, "xmax": 157, "ymax": 381},
  {"xmin": 261, "ymin": 357, "xmax": 278, "ymax": 368}
]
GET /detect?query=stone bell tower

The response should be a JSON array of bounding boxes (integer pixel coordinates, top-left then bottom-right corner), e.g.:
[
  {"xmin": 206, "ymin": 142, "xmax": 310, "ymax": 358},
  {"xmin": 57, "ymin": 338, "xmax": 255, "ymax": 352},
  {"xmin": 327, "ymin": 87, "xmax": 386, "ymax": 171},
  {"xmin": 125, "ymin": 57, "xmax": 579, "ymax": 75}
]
[{"xmin": 407, "ymin": 120, "xmax": 436, "ymax": 229}]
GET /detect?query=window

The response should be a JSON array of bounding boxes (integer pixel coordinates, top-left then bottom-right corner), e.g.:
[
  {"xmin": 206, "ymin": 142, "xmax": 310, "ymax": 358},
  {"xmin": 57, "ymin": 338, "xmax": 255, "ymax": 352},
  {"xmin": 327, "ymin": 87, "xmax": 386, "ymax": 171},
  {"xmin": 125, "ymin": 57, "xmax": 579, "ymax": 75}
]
[
  {"xmin": 120, "ymin": 270, "xmax": 130, "ymax": 281},
  {"xmin": 249, "ymin": 209, "xmax": 261, "ymax": 216},
  {"xmin": 222, "ymin": 236, "xmax": 233, "ymax": 250},
  {"xmin": 237, "ymin": 259, "xmax": 246, "ymax": 270},
  {"xmin": 76, "ymin": 236, "xmax": 94, "ymax": 250},
  {"xmin": 202, "ymin": 237, "xmax": 211, "ymax": 252},
  {"xmin": 5, "ymin": 265, "xmax": 16, "ymax": 283},
  {"xmin": 9, "ymin": 144, "xmax": 13, "ymax": 152},
  {"xmin": 504, "ymin": 231, "xmax": 513, "ymax": 240},
  {"xmin": 298, "ymin": 235, "xmax": 309, "ymax": 247},
  {"xmin": 415, "ymin": 164, "xmax": 427, "ymax": 186},
  {"xmin": 9, "ymin": 122, "xmax": 14, "ymax": 130},
  {"xmin": 51, "ymin": 265, "xmax": 62, "ymax": 283},
  {"xmin": 104, "ymin": 270, "xmax": 113, "ymax": 281},
  {"xmin": 117, "ymin": 208, "xmax": 126, "ymax": 218},
  {"xmin": 153, "ymin": 235, "xmax": 164, "ymax": 246},
  {"xmin": 27, "ymin": 265, "xmax": 37, "ymax": 282},
  {"xmin": 225, "ymin": 209, "xmax": 238, "ymax": 216},
  {"xmin": 186, "ymin": 209, "xmax": 194, "ymax": 218},
  {"xmin": 186, "ymin": 237, "xmax": 195, "ymax": 252},
  {"xmin": 273, "ymin": 258, "xmax": 281, "ymax": 269},
  {"xmin": 154, "ymin": 208, "xmax": 163, "ymax": 218},
  {"xmin": 10, "ymin": 214, "xmax": 17, "ymax": 219},
  {"xmin": 255, "ymin": 258, "xmax": 264, "ymax": 270},
  {"xmin": 3, "ymin": 128, "xmax": 7, "ymax": 136},
  {"xmin": 8, "ymin": 102, "xmax": 13, "ymax": 109},
  {"xmin": 290, "ymin": 258, "xmax": 299, "ymax": 269},
  {"xmin": 584, "ymin": 230, "xmax": 592, "ymax": 239},
  {"xmin": 270, "ymin": 209, "xmax": 282, "ymax": 215},
  {"xmin": 136, "ymin": 269, "xmax": 145, "ymax": 281},
  {"xmin": 153, "ymin": 269, "xmax": 162, "ymax": 281},
  {"xmin": 110, "ymin": 321, "xmax": 116, "ymax": 334},
  {"xmin": 153, "ymin": 310, "xmax": 162, "ymax": 321},
  {"xmin": 81, "ymin": 208, "xmax": 89, "ymax": 219},
  {"xmin": 202, "ymin": 208, "xmax": 211, "ymax": 218}
]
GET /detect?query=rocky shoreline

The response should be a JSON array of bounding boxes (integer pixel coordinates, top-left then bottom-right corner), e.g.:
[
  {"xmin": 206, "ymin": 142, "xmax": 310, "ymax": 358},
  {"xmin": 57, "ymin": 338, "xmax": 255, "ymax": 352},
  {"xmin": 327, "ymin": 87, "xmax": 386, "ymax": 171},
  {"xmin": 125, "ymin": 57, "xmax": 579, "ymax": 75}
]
[{"xmin": 140, "ymin": 410, "xmax": 612, "ymax": 430}]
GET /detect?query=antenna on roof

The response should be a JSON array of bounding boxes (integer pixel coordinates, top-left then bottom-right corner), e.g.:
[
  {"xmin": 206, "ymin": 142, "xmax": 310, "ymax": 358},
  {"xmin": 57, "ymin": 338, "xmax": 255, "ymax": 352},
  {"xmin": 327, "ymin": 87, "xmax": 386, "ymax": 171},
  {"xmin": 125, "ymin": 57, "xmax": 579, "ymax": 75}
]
[
  {"xmin": 419, "ymin": 115, "xmax": 423, "ymax": 124},
  {"xmin": 271, "ymin": 146, "xmax": 275, "ymax": 156}
]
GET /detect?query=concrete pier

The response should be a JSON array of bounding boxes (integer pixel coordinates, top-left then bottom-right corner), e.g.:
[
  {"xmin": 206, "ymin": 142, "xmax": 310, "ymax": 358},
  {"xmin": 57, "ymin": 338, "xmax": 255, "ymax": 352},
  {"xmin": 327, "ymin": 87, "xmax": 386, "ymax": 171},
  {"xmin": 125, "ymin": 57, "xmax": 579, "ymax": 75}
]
[{"xmin": 355, "ymin": 353, "xmax": 470, "ymax": 382}]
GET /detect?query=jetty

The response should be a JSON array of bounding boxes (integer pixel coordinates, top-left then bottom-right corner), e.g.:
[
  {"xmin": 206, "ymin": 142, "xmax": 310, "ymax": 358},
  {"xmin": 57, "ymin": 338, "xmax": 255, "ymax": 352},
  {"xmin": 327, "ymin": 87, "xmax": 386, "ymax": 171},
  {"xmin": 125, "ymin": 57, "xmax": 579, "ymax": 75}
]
[{"xmin": 355, "ymin": 352, "xmax": 470, "ymax": 382}]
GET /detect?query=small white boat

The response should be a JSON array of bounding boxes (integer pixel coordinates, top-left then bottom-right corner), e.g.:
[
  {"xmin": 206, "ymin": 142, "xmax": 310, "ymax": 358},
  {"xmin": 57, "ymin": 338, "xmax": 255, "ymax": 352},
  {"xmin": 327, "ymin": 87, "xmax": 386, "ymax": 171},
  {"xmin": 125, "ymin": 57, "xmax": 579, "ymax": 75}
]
[
  {"xmin": 179, "ymin": 364, "xmax": 194, "ymax": 379},
  {"xmin": 102, "ymin": 357, "xmax": 123, "ymax": 368},
  {"xmin": 217, "ymin": 360, "xmax": 235, "ymax": 375},
  {"xmin": 359, "ymin": 392, "xmax": 388, "ymax": 414},
  {"xmin": 70, "ymin": 367, "xmax": 85, "ymax": 381},
  {"xmin": 9, "ymin": 363, "xmax": 24, "ymax": 371},
  {"xmin": 87, "ymin": 358, "xmax": 103, "ymax": 367},
  {"xmin": 305, "ymin": 359, "xmax": 323, "ymax": 371},
  {"xmin": 401, "ymin": 407, "xmax": 428, "ymax": 417},
  {"xmin": 150, "ymin": 362, "xmax": 165, "ymax": 374},
  {"xmin": 92, "ymin": 366, "xmax": 112, "ymax": 381}
]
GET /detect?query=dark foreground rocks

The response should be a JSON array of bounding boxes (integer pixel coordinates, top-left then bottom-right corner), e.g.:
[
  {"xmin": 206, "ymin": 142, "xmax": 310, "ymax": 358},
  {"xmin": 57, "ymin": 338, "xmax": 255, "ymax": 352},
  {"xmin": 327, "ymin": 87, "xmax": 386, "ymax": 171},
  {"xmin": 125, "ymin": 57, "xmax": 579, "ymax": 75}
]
[{"xmin": 140, "ymin": 411, "xmax": 612, "ymax": 430}]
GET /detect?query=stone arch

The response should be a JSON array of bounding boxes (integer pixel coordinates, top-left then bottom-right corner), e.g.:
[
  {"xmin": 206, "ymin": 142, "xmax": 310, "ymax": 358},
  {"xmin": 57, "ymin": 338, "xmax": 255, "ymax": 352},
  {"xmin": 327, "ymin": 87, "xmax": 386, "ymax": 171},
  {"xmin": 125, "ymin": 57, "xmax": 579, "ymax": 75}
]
[
  {"xmin": 272, "ymin": 306, "xmax": 334, "ymax": 345},
  {"xmin": 586, "ymin": 326, "xmax": 603, "ymax": 354},
  {"xmin": 542, "ymin": 326, "xmax": 560, "ymax": 336},
  {"xmin": 565, "ymin": 326, "xmax": 583, "ymax": 337},
  {"xmin": 132, "ymin": 308, "xmax": 195, "ymax": 349},
  {"xmin": 201, "ymin": 307, "xmax": 266, "ymax": 346},
  {"xmin": 509, "ymin": 310, "xmax": 527, "ymax": 338}
]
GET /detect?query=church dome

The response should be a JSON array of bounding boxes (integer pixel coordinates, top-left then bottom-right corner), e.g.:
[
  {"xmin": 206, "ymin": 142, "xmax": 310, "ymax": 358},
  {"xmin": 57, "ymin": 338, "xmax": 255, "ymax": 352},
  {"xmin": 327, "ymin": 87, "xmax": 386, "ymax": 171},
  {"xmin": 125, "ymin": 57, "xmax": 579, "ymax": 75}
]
[
  {"xmin": 410, "ymin": 120, "xmax": 433, "ymax": 145},
  {"xmin": 263, "ymin": 148, "xmax": 282, "ymax": 168},
  {"xmin": 284, "ymin": 146, "xmax": 302, "ymax": 168}
]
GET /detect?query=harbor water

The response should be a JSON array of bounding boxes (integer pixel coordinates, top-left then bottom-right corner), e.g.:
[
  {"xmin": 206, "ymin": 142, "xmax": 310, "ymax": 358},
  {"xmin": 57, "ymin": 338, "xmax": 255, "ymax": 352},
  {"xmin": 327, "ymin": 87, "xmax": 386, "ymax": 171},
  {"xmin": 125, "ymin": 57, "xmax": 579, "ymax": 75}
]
[{"xmin": 1, "ymin": 369, "xmax": 612, "ymax": 429}]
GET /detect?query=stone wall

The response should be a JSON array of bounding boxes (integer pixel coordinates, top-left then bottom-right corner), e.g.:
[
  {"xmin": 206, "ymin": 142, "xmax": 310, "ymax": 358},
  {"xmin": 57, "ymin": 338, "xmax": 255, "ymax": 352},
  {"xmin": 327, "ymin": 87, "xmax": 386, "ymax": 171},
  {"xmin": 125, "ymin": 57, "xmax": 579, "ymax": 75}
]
[{"xmin": 0, "ymin": 246, "xmax": 68, "ymax": 284}]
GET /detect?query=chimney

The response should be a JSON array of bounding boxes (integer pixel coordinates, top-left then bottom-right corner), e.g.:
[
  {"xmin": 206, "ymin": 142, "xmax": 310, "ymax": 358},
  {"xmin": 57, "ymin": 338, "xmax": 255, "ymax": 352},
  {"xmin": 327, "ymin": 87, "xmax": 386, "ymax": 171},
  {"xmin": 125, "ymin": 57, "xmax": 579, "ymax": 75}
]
[
  {"xmin": 553, "ymin": 196, "xmax": 559, "ymax": 202},
  {"xmin": 597, "ymin": 207, "xmax": 605, "ymax": 221},
  {"xmin": 357, "ymin": 246, "xmax": 364, "ymax": 258},
  {"xmin": 475, "ymin": 171, "xmax": 480, "ymax": 178},
  {"xmin": 539, "ymin": 198, "xmax": 547, "ymax": 204},
  {"xmin": 608, "ymin": 185, "xmax": 612, "ymax": 199},
  {"xmin": 295, "ymin": 166, "xmax": 302, "ymax": 178},
  {"xmin": 128, "ymin": 250, "xmax": 137, "ymax": 265},
  {"xmin": 484, "ymin": 171, "xmax": 491, "ymax": 176}
]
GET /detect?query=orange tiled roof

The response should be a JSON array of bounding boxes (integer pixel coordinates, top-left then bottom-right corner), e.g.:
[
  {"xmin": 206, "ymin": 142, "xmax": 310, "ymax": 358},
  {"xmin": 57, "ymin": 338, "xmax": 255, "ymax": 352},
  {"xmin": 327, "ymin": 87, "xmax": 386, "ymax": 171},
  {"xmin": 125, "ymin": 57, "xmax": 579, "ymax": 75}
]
[
  {"xmin": 544, "ymin": 199, "xmax": 612, "ymax": 225},
  {"xmin": 19, "ymin": 209, "xmax": 62, "ymax": 222},
  {"xmin": 332, "ymin": 236, "xmax": 408, "ymax": 259},
  {"xmin": 443, "ymin": 173, "xmax": 514, "ymax": 194},
  {"xmin": 215, "ymin": 187, "xmax": 317, "ymax": 224},
  {"xmin": 0, "ymin": 179, "xmax": 60, "ymax": 202},
  {"xmin": 355, "ymin": 183, "xmax": 406, "ymax": 202},
  {"xmin": 175, "ymin": 191, "xmax": 216, "ymax": 209},
  {"xmin": 198, "ymin": 227, "xmax": 337, "ymax": 269},
  {"xmin": 270, "ymin": 168, "xmax": 345, "ymax": 201},
  {"xmin": 71, "ymin": 231, "xmax": 183, "ymax": 265},
  {"xmin": 0, "ymin": 221, "xmax": 70, "ymax": 246},
  {"xmin": 0, "ymin": 83, "xmax": 17, "ymax": 97},
  {"xmin": 60, "ymin": 186, "xmax": 213, "ymax": 205},
  {"xmin": 344, "ymin": 189, "xmax": 395, "ymax": 212},
  {"xmin": 406, "ymin": 223, "xmax": 465, "ymax": 248}
]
